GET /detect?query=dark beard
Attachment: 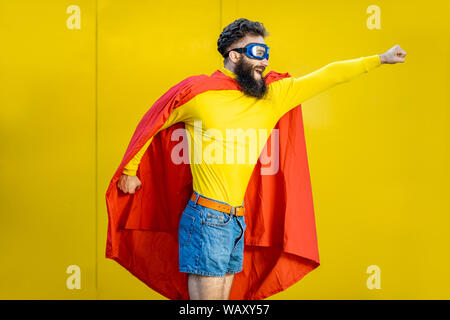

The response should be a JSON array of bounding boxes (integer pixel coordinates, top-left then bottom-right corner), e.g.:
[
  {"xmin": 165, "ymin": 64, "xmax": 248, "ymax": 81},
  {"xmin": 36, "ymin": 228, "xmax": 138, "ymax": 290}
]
[{"xmin": 234, "ymin": 57, "xmax": 268, "ymax": 99}]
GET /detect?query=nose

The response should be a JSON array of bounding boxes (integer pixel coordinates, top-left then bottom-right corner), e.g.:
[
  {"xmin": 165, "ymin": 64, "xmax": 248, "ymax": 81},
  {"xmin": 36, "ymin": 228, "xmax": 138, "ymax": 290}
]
[{"xmin": 261, "ymin": 58, "xmax": 269, "ymax": 67}]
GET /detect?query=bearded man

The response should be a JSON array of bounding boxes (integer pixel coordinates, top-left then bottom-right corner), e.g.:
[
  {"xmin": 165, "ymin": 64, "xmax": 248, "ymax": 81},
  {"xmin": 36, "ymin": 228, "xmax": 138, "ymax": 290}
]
[{"xmin": 107, "ymin": 18, "xmax": 407, "ymax": 300}]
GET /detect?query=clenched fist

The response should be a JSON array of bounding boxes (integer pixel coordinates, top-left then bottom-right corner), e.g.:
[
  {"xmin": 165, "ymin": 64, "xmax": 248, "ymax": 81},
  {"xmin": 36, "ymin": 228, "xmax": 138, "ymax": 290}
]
[
  {"xmin": 117, "ymin": 173, "xmax": 142, "ymax": 194},
  {"xmin": 379, "ymin": 44, "xmax": 407, "ymax": 64}
]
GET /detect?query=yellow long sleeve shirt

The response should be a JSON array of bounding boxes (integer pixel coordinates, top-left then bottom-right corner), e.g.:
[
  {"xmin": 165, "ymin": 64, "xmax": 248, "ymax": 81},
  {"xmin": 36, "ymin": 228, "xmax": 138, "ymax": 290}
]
[{"xmin": 123, "ymin": 55, "xmax": 382, "ymax": 206}]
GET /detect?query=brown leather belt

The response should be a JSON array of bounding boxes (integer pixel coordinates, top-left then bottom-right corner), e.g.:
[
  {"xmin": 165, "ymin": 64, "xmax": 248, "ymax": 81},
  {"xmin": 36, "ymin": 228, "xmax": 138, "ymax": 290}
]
[{"xmin": 190, "ymin": 193, "xmax": 245, "ymax": 216}]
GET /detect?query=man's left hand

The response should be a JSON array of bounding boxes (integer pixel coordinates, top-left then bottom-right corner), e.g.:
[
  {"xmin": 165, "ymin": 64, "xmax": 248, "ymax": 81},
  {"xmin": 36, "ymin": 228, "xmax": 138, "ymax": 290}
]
[{"xmin": 379, "ymin": 45, "xmax": 407, "ymax": 64}]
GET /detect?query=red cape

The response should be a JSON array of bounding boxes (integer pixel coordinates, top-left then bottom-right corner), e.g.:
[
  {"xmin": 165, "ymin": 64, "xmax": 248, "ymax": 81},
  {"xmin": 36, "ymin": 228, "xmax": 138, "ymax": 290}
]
[{"xmin": 105, "ymin": 69, "xmax": 320, "ymax": 300}]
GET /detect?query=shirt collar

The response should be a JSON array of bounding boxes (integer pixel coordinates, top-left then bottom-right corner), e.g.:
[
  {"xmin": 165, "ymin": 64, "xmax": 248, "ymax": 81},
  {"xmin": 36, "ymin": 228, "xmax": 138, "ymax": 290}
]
[
  {"xmin": 219, "ymin": 66, "xmax": 270, "ymax": 80},
  {"xmin": 220, "ymin": 66, "xmax": 237, "ymax": 79}
]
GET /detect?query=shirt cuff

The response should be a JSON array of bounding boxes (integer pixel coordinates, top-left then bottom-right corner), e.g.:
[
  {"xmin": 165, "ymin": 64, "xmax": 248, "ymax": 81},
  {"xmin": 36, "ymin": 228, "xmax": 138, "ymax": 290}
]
[
  {"xmin": 362, "ymin": 54, "xmax": 382, "ymax": 72},
  {"xmin": 122, "ymin": 167, "xmax": 137, "ymax": 176}
]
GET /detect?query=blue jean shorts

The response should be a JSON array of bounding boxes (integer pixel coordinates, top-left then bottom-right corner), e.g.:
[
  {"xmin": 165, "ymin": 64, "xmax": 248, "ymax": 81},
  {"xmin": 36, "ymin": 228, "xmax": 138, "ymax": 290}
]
[{"xmin": 178, "ymin": 192, "xmax": 247, "ymax": 277}]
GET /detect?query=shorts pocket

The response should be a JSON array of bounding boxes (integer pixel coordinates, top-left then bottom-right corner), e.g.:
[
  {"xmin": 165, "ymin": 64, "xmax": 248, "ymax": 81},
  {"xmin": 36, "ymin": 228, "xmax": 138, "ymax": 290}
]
[
  {"xmin": 187, "ymin": 201, "xmax": 203, "ymax": 215},
  {"xmin": 203, "ymin": 208, "xmax": 232, "ymax": 226},
  {"xmin": 178, "ymin": 212, "xmax": 195, "ymax": 246}
]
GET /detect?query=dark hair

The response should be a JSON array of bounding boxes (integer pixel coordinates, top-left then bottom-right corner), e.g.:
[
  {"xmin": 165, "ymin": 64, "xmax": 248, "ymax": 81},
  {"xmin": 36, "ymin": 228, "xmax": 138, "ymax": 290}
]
[{"xmin": 217, "ymin": 18, "xmax": 269, "ymax": 61}]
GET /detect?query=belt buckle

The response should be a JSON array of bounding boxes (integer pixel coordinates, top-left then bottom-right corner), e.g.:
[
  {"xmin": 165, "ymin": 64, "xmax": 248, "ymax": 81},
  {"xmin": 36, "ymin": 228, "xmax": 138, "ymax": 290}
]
[{"xmin": 233, "ymin": 205, "xmax": 244, "ymax": 216}]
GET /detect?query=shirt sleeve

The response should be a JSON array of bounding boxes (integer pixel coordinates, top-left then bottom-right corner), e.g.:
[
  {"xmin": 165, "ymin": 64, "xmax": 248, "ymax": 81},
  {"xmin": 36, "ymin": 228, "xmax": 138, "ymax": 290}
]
[
  {"xmin": 271, "ymin": 54, "xmax": 382, "ymax": 119},
  {"xmin": 122, "ymin": 104, "xmax": 191, "ymax": 176}
]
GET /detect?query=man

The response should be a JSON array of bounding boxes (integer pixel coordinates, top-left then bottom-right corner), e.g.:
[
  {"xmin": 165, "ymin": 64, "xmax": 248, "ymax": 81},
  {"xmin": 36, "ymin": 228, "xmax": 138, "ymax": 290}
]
[{"xmin": 109, "ymin": 18, "xmax": 407, "ymax": 300}]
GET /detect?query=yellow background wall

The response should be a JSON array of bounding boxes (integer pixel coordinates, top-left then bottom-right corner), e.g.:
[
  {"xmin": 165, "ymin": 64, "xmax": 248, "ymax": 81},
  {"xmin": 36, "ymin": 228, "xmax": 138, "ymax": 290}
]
[{"xmin": 1, "ymin": 0, "xmax": 449, "ymax": 299}]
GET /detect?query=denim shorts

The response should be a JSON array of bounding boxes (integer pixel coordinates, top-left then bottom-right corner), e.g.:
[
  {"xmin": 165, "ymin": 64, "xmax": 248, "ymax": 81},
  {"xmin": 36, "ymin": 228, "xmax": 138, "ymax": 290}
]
[{"xmin": 178, "ymin": 192, "xmax": 247, "ymax": 277}]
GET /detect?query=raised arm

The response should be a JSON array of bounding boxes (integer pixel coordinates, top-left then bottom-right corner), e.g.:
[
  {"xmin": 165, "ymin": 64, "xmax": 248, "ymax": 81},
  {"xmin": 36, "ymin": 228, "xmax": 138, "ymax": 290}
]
[
  {"xmin": 271, "ymin": 55, "xmax": 381, "ymax": 117},
  {"xmin": 271, "ymin": 45, "xmax": 407, "ymax": 118}
]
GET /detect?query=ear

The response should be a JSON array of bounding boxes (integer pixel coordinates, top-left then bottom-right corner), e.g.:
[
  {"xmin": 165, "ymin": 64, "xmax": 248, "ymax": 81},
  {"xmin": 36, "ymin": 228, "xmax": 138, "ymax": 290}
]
[{"xmin": 229, "ymin": 50, "xmax": 241, "ymax": 64}]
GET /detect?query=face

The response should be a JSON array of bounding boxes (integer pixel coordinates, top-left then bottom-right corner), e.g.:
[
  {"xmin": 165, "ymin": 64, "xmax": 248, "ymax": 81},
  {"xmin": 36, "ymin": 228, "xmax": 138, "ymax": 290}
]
[
  {"xmin": 230, "ymin": 34, "xmax": 269, "ymax": 79},
  {"xmin": 228, "ymin": 34, "xmax": 270, "ymax": 99}
]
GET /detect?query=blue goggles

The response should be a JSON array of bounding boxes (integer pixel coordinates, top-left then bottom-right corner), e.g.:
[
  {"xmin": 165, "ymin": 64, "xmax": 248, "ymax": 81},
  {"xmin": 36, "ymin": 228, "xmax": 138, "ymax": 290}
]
[{"xmin": 225, "ymin": 43, "xmax": 270, "ymax": 60}]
